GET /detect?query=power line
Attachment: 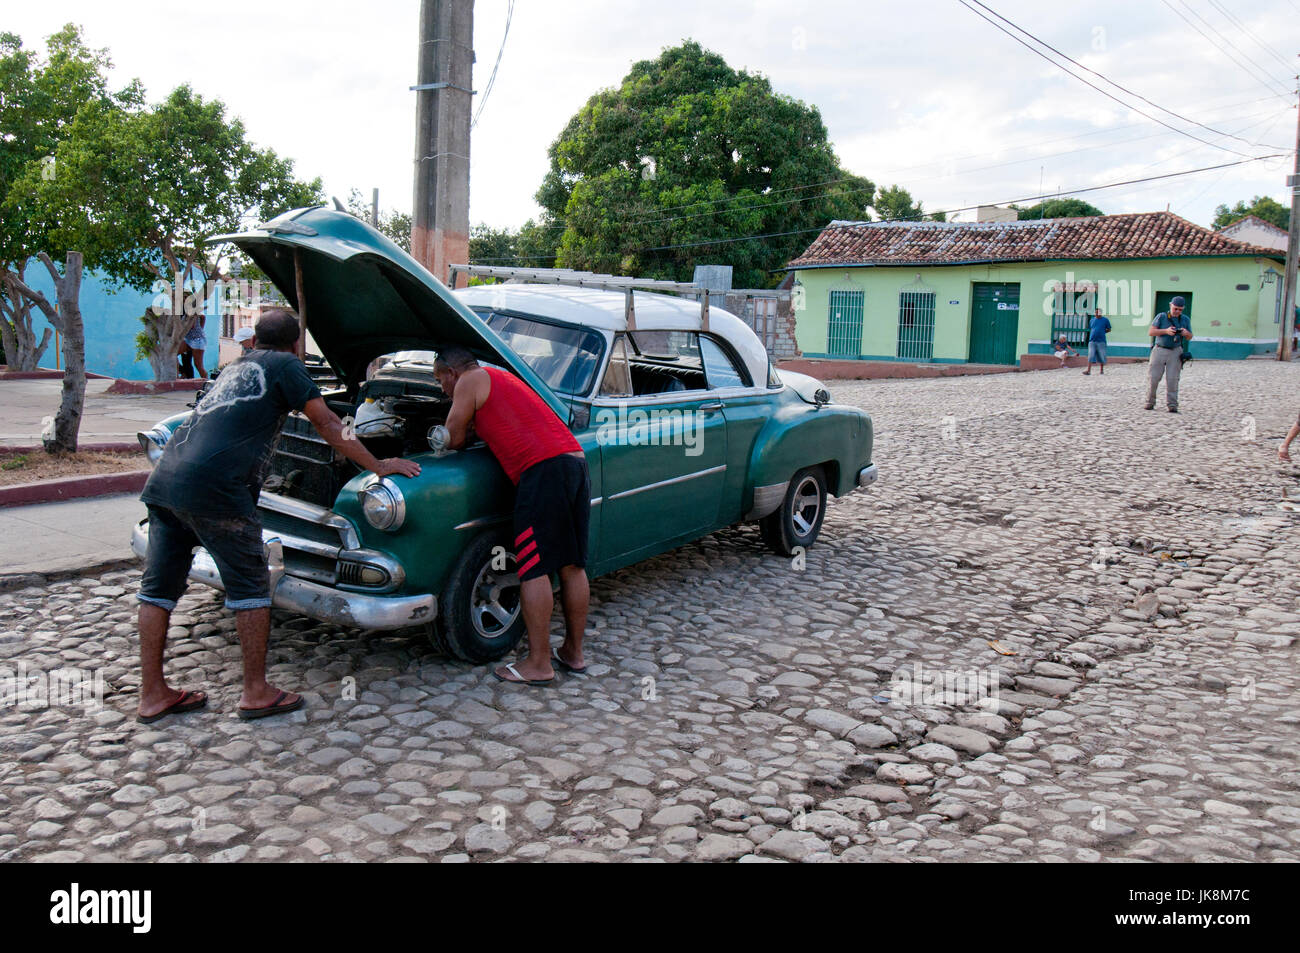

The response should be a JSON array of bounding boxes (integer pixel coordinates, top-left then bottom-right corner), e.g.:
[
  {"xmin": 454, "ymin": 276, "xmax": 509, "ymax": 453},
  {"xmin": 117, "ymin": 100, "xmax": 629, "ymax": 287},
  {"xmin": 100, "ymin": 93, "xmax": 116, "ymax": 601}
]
[
  {"xmin": 471, "ymin": 0, "xmax": 515, "ymax": 130},
  {"xmin": 1163, "ymin": 0, "xmax": 1294, "ymax": 100},
  {"xmin": 1207, "ymin": 0, "xmax": 1294, "ymax": 72},
  {"xmin": 967, "ymin": 0, "xmax": 1287, "ymax": 151},
  {"xmin": 469, "ymin": 153, "xmax": 1284, "ymax": 262},
  {"xmin": 641, "ymin": 154, "xmax": 1286, "ymax": 252},
  {"xmin": 959, "ymin": 0, "xmax": 1268, "ymax": 158}
]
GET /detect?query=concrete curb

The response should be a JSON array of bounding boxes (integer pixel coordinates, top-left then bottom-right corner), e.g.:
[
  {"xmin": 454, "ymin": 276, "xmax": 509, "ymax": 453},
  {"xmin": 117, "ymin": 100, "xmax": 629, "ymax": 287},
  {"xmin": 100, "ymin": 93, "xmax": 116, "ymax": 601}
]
[
  {"xmin": 105, "ymin": 379, "xmax": 204, "ymax": 395},
  {"xmin": 0, "ymin": 370, "xmax": 112, "ymax": 380},
  {"xmin": 0, "ymin": 442, "xmax": 139, "ymax": 457},
  {"xmin": 0, "ymin": 558, "xmax": 139, "ymax": 593},
  {"xmin": 0, "ymin": 470, "xmax": 151, "ymax": 508}
]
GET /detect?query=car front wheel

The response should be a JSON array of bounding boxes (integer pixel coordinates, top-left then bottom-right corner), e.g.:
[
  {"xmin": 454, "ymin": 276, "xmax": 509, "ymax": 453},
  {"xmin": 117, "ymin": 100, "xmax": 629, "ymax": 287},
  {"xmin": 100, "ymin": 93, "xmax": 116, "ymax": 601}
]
[
  {"xmin": 435, "ymin": 530, "xmax": 526, "ymax": 663},
  {"xmin": 760, "ymin": 466, "xmax": 828, "ymax": 556}
]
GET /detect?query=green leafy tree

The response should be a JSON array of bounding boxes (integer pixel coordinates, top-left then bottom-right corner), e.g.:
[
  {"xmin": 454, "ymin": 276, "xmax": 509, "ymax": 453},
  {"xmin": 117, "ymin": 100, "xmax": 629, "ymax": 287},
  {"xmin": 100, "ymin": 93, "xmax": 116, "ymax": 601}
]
[
  {"xmin": 0, "ymin": 25, "xmax": 146, "ymax": 451},
  {"xmin": 1212, "ymin": 195, "xmax": 1288, "ymax": 231},
  {"xmin": 1012, "ymin": 198, "xmax": 1104, "ymax": 220},
  {"xmin": 536, "ymin": 40, "xmax": 872, "ymax": 287},
  {"xmin": 871, "ymin": 184, "xmax": 944, "ymax": 222},
  {"xmin": 13, "ymin": 83, "xmax": 323, "ymax": 381}
]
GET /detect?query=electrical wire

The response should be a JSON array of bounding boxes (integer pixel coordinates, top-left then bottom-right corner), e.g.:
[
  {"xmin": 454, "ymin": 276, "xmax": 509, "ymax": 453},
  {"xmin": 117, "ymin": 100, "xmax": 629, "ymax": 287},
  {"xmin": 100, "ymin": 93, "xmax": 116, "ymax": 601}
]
[
  {"xmin": 1164, "ymin": 0, "xmax": 1294, "ymax": 100},
  {"xmin": 471, "ymin": 0, "xmax": 515, "ymax": 130},
  {"xmin": 967, "ymin": 0, "xmax": 1288, "ymax": 150},
  {"xmin": 959, "ymin": 0, "xmax": 1270, "ymax": 158},
  {"xmin": 1207, "ymin": 0, "xmax": 1294, "ymax": 72},
  {"xmin": 468, "ymin": 153, "xmax": 1285, "ymax": 262}
]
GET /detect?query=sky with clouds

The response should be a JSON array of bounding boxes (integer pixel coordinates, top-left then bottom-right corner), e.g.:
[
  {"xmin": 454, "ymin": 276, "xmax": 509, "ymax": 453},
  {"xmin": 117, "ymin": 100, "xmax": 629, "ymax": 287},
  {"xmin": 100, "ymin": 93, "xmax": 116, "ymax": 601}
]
[{"xmin": 7, "ymin": 0, "xmax": 1299, "ymax": 236}]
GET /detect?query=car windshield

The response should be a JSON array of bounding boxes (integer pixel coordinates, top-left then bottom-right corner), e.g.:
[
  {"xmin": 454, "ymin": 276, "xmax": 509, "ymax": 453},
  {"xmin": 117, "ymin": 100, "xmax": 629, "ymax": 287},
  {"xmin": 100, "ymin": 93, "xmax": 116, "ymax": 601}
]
[{"xmin": 478, "ymin": 311, "xmax": 605, "ymax": 396}]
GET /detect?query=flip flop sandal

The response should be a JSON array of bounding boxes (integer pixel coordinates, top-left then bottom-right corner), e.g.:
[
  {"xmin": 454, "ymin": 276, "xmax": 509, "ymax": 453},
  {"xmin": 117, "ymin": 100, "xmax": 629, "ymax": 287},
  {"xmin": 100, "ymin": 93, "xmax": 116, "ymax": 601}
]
[
  {"xmin": 552, "ymin": 648, "xmax": 588, "ymax": 675},
  {"xmin": 493, "ymin": 663, "xmax": 554, "ymax": 687},
  {"xmin": 137, "ymin": 689, "xmax": 208, "ymax": 724},
  {"xmin": 238, "ymin": 689, "xmax": 305, "ymax": 721}
]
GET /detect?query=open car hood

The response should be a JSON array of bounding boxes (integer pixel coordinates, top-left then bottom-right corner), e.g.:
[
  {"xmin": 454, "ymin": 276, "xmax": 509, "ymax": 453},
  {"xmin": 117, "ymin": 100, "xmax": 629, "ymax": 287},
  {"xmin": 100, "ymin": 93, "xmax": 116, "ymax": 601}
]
[{"xmin": 214, "ymin": 206, "xmax": 569, "ymax": 421}]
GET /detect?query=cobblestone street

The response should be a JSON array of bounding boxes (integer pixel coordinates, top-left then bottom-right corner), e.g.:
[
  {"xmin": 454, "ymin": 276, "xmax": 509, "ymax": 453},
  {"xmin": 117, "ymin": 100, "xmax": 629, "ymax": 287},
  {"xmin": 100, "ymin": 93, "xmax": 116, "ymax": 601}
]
[{"xmin": 2, "ymin": 360, "xmax": 1298, "ymax": 863}]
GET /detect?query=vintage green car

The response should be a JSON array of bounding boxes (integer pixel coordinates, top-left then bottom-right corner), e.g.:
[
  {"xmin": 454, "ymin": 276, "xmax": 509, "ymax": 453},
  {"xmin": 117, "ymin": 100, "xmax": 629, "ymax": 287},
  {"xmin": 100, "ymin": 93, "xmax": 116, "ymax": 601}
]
[{"xmin": 132, "ymin": 207, "xmax": 877, "ymax": 663}]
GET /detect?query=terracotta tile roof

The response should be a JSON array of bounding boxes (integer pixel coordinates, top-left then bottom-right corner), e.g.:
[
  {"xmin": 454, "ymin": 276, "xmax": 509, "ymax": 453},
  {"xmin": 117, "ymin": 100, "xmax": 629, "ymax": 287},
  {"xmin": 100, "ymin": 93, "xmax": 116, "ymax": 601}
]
[{"xmin": 788, "ymin": 211, "xmax": 1284, "ymax": 269}]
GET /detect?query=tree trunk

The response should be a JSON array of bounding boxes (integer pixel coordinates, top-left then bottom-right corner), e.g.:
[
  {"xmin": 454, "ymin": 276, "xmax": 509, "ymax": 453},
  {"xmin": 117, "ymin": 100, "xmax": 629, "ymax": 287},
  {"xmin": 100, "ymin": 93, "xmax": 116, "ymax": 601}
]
[
  {"xmin": 46, "ymin": 253, "xmax": 85, "ymax": 453},
  {"xmin": 1, "ymin": 266, "xmax": 54, "ymax": 371}
]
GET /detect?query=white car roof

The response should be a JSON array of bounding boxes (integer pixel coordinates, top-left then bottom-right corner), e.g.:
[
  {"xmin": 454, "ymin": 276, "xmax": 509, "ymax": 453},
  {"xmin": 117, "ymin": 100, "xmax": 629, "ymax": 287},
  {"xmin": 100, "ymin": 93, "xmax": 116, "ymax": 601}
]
[{"xmin": 453, "ymin": 284, "xmax": 771, "ymax": 387}]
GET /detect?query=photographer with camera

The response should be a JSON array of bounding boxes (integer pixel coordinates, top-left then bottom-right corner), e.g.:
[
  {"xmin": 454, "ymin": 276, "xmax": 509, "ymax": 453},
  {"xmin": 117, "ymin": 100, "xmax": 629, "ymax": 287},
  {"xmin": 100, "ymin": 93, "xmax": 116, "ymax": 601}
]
[{"xmin": 1144, "ymin": 296, "xmax": 1192, "ymax": 413}]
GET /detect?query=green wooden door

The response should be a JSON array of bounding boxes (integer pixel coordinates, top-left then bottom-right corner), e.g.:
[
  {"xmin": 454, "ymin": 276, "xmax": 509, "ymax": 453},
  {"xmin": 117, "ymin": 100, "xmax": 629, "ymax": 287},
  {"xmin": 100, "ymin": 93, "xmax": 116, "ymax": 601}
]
[{"xmin": 969, "ymin": 282, "xmax": 1020, "ymax": 365}]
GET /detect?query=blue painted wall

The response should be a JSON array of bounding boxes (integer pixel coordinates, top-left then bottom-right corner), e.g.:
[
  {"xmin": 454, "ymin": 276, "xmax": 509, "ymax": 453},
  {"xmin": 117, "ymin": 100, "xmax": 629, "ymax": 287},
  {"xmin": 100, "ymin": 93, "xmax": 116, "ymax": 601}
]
[{"xmin": 26, "ymin": 264, "xmax": 219, "ymax": 380}]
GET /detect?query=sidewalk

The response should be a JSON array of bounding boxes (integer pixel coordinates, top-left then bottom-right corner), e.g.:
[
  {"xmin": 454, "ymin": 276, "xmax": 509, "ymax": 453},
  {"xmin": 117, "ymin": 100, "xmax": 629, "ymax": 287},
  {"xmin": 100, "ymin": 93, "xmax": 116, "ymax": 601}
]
[
  {"xmin": 0, "ymin": 493, "xmax": 144, "ymax": 588},
  {"xmin": 0, "ymin": 378, "xmax": 195, "ymax": 448}
]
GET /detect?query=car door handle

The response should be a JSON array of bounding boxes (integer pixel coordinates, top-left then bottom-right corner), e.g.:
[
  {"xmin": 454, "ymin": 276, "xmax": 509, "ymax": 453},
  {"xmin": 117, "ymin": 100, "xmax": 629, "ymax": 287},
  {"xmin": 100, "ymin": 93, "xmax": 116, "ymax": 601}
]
[{"xmin": 698, "ymin": 401, "xmax": 724, "ymax": 412}]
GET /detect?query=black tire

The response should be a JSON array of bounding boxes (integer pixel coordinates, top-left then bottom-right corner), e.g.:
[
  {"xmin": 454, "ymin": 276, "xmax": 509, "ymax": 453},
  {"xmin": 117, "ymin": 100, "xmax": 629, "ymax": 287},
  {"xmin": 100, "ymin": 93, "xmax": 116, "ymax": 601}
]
[
  {"xmin": 760, "ymin": 465, "xmax": 828, "ymax": 556},
  {"xmin": 438, "ymin": 530, "xmax": 526, "ymax": 663}
]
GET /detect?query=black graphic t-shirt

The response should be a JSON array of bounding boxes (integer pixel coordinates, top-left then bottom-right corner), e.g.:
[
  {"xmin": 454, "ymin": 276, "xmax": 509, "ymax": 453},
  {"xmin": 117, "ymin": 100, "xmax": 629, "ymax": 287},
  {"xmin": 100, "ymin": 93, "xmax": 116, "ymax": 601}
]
[{"xmin": 141, "ymin": 349, "xmax": 322, "ymax": 517}]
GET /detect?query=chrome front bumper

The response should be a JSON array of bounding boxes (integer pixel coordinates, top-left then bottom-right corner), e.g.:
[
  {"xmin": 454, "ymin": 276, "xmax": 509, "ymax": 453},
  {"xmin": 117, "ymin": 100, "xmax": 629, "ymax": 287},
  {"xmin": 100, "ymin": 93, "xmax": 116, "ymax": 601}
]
[
  {"xmin": 856, "ymin": 463, "xmax": 878, "ymax": 489},
  {"xmin": 130, "ymin": 519, "xmax": 436, "ymax": 630}
]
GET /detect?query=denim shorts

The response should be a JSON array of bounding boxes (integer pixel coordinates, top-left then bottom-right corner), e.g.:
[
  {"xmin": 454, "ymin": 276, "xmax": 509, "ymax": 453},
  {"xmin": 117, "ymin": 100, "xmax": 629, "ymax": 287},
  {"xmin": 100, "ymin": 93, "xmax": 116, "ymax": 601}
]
[
  {"xmin": 1088, "ymin": 340, "xmax": 1107, "ymax": 363},
  {"xmin": 138, "ymin": 504, "xmax": 271, "ymax": 611}
]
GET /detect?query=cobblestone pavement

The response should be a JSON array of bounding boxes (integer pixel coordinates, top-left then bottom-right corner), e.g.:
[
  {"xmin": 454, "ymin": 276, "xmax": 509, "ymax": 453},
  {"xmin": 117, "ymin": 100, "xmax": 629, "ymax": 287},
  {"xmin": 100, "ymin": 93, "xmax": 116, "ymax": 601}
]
[{"xmin": 2, "ymin": 360, "xmax": 1298, "ymax": 863}]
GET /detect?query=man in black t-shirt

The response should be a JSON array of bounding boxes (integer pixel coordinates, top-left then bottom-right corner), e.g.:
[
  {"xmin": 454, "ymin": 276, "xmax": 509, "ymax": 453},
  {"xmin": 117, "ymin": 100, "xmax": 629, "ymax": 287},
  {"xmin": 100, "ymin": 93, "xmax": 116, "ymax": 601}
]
[{"xmin": 136, "ymin": 309, "xmax": 420, "ymax": 723}]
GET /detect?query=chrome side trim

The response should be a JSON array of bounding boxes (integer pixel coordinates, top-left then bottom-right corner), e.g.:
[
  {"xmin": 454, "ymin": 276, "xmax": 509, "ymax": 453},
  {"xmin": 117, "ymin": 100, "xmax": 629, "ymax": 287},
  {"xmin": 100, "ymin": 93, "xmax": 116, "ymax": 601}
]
[
  {"xmin": 744, "ymin": 480, "xmax": 790, "ymax": 521},
  {"xmin": 590, "ymin": 497, "xmax": 602, "ymax": 507},
  {"xmin": 258, "ymin": 491, "xmax": 360, "ymax": 549},
  {"xmin": 131, "ymin": 520, "xmax": 432, "ymax": 630},
  {"xmin": 856, "ymin": 463, "xmax": 879, "ymax": 489},
  {"xmin": 453, "ymin": 515, "xmax": 510, "ymax": 532},
  {"xmin": 607, "ymin": 464, "xmax": 727, "ymax": 501}
]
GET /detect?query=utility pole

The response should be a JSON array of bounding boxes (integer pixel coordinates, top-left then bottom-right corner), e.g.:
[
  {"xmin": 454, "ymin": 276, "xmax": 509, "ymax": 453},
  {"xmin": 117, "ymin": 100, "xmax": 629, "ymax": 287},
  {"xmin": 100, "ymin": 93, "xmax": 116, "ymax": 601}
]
[
  {"xmin": 1281, "ymin": 81, "xmax": 1299, "ymax": 361},
  {"xmin": 411, "ymin": 0, "xmax": 473, "ymax": 288}
]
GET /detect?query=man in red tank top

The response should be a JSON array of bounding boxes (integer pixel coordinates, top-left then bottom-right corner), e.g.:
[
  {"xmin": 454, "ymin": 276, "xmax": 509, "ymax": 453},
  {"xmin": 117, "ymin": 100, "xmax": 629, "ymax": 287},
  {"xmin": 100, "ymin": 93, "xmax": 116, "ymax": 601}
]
[{"xmin": 434, "ymin": 346, "xmax": 590, "ymax": 685}]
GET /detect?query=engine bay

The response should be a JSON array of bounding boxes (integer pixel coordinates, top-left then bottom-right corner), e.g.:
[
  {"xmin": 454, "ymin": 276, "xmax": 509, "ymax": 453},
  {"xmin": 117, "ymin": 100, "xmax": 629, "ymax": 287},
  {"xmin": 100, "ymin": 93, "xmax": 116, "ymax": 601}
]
[{"xmin": 261, "ymin": 362, "xmax": 452, "ymax": 506}]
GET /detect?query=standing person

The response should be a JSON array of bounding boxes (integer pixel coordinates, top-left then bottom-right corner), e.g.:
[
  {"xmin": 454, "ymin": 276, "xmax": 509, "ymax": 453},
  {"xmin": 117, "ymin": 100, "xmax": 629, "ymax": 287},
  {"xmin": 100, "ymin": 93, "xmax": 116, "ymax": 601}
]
[
  {"xmin": 433, "ymin": 345, "xmax": 590, "ymax": 686},
  {"xmin": 1052, "ymin": 333, "xmax": 1077, "ymax": 368},
  {"xmin": 184, "ymin": 313, "xmax": 208, "ymax": 379},
  {"xmin": 1144, "ymin": 296, "xmax": 1193, "ymax": 413},
  {"xmin": 1083, "ymin": 308, "xmax": 1111, "ymax": 375},
  {"xmin": 135, "ymin": 309, "xmax": 419, "ymax": 722}
]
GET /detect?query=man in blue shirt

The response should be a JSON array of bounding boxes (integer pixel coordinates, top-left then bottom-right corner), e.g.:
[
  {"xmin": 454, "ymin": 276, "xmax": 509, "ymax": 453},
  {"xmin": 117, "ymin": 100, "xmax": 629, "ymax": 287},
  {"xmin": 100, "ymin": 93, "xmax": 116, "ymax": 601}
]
[
  {"xmin": 1145, "ymin": 296, "xmax": 1193, "ymax": 412},
  {"xmin": 1083, "ymin": 308, "xmax": 1111, "ymax": 376}
]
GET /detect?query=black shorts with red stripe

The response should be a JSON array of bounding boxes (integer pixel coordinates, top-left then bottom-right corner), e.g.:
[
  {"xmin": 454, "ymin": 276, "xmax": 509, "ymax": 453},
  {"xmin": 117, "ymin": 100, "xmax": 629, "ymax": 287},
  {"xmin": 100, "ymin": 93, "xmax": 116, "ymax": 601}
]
[{"xmin": 514, "ymin": 452, "xmax": 591, "ymax": 582}]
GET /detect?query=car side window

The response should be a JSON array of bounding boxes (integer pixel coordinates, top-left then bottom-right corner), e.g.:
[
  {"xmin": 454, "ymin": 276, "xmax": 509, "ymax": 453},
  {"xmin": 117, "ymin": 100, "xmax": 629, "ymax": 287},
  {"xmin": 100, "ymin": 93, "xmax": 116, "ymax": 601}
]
[
  {"xmin": 626, "ymin": 330, "xmax": 707, "ymax": 396},
  {"xmin": 599, "ymin": 333, "xmax": 633, "ymax": 397},
  {"xmin": 700, "ymin": 335, "xmax": 750, "ymax": 389}
]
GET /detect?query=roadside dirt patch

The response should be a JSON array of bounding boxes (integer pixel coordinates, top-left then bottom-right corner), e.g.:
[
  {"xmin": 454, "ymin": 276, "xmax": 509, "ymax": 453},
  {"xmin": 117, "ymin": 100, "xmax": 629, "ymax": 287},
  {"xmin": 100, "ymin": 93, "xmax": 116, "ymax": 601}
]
[{"xmin": 0, "ymin": 450, "xmax": 146, "ymax": 487}]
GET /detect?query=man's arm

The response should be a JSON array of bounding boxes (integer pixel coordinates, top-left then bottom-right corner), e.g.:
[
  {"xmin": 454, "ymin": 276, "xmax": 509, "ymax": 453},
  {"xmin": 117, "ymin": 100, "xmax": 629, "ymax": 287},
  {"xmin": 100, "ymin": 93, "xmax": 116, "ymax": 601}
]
[
  {"xmin": 301, "ymin": 397, "xmax": 420, "ymax": 478},
  {"xmin": 444, "ymin": 368, "xmax": 489, "ymax": 450}
]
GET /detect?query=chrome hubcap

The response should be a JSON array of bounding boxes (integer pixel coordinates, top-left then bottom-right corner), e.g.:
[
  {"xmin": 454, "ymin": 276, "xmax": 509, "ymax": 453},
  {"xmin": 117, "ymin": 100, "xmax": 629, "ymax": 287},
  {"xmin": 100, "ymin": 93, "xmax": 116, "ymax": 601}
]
[
  {"xmin": 471, "ymin": 555, "xmax": 521, "ymax": 638},
  {"xmin": 791, "ymin": 475, "xmax": 822, "ymax": 537}
]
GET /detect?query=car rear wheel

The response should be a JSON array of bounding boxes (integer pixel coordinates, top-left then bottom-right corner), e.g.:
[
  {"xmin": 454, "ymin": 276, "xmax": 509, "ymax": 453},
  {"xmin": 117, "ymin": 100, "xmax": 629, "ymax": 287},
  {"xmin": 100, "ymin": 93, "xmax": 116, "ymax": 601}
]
[
  {"xmin": 436, "ymin": 530, "xmax": 526, "ymax": 663},
  {"xmin": 760, "ymin": 466, "xmax": 827, "ymax": 556}
]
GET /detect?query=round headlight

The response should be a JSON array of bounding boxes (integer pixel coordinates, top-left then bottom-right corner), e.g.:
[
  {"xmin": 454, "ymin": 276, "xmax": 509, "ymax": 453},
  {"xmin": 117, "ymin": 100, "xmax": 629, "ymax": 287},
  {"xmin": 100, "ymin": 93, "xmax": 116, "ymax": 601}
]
[{"xmin": 359, "ymin": 478, "xmax": 406, "ymax": 531}]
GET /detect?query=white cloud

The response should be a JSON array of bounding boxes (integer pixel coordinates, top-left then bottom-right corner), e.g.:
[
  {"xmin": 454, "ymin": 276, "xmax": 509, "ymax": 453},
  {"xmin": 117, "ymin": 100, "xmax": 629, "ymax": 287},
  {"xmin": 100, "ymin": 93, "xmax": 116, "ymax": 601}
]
[{"xmin": 6, "ymin": 0, "xmax": 1296, "ymax": 239}]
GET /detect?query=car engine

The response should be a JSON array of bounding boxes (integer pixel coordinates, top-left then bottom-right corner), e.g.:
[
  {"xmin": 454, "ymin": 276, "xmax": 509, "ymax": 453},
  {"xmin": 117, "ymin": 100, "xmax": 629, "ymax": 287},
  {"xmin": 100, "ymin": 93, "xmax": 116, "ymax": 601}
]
[{"xmin": 261, "ymin": 365, "xmax": 451, "ymax": 507}]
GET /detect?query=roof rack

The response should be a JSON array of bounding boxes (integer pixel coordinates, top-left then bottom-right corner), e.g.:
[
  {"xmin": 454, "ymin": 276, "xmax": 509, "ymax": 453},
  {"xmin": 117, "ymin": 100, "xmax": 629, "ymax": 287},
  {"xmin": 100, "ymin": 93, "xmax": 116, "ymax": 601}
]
[{"xmin": 447, "ymin": 263, "xmax": 727, "ymax": 331}]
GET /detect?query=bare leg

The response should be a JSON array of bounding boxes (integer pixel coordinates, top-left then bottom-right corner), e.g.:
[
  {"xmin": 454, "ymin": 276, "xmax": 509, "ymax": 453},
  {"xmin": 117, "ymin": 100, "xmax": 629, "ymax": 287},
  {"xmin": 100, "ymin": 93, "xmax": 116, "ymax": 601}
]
[
  {"xmin": 192, "ymin": 349, "xmax": 205, "ymax": 379},
  {"xmin": 495, "ymin": 576, "xmax": 556, "ymax": 681},
  {"xmin": 556, "ymin": 565, "xmax": 589, "ymax": 669},
  {"xmin": 1280, "ymin": 420, "xmax": 1300, "ymax": 461},
  {"xmin": 235, "ymin": 607, "xmax": 297, "ymax": 709},
  {"xmin": 138, "ymin": 602, "xmax": 192, "ymax": 718}
]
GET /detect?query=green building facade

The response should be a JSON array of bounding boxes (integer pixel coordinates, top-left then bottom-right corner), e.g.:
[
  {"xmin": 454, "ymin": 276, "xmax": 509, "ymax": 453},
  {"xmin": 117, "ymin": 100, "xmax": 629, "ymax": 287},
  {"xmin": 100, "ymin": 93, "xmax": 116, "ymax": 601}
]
[{"xmin": 788, "ymin": 214, "xmax": 1286, "ymax": 364}]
